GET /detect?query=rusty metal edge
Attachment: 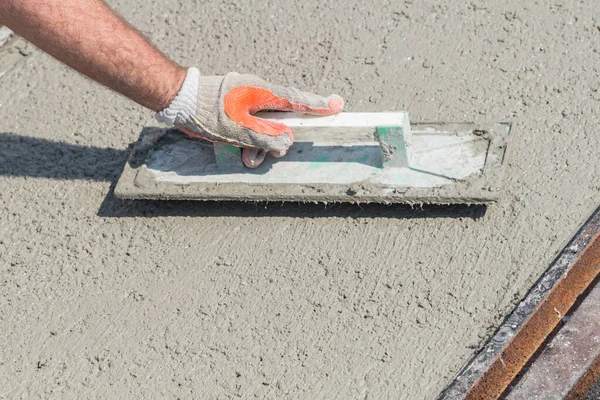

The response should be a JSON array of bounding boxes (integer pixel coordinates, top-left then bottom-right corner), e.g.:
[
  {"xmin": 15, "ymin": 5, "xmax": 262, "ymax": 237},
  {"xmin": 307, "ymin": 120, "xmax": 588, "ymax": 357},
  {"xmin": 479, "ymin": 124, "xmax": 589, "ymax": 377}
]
[
  {"xmin": 467, "ymin": 234, "xmax": 600, "ymax": 399},
  {"xmin": 565, "ymin": 351, "xmax": 600, "ymax": 400},
  {"xmin": 439, "ymin": 206, "xmax": 600, "ymax": 400},
  {"xmin": 502, "ymin": 274, "xmax": 600, "ymax": 399}
]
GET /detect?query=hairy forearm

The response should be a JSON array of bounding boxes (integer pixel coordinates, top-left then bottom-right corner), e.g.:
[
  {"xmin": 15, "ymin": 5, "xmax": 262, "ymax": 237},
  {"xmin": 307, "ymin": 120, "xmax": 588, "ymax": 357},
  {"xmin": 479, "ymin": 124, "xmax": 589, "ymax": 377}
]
[{"xmin": 0, "ymin": 0, "xmax": 186, "ymax": 111}]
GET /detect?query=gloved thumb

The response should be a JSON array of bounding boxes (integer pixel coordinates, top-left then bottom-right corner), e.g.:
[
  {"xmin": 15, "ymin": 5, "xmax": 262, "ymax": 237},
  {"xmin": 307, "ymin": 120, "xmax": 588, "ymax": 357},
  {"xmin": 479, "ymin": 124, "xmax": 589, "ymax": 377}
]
[{"xmin": 241, "ymin": 147, "xmax": 288, "ymax": 168}]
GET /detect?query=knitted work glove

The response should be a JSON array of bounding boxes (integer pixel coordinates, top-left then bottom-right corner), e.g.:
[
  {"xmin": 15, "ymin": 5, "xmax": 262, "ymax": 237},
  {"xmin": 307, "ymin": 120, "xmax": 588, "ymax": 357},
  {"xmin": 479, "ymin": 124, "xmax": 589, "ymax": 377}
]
[{"xmin": 156, "ymin": 68, "xmax": 344, "ymax": 168}]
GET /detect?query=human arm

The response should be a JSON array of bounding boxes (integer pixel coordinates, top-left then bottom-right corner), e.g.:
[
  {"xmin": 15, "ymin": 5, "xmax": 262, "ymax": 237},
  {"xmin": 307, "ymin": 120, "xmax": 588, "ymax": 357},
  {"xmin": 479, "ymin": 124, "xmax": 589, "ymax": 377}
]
[
  {"xmin": 0, "ymin": 0, "xmax": 185, "ymax": 111},
  {"xmin": 0, "ymin": 0, "xmax": 344, "ymax": 167}
]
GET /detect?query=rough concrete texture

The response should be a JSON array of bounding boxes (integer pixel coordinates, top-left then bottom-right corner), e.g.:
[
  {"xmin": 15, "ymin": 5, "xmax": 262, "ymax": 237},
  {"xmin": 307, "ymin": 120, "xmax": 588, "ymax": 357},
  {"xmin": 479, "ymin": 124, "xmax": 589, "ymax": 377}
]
[{"xmin": 1, "ymin": 1, "xmax": 599, "ymax": 399}]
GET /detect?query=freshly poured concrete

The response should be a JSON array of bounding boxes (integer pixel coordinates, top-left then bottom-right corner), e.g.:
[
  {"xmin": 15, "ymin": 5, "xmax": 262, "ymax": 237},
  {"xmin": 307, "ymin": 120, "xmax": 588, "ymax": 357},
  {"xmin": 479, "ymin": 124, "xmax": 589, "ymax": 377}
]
[{"xmin": 1, "ymin": 1, "xmax": 599, "ymax": 399}]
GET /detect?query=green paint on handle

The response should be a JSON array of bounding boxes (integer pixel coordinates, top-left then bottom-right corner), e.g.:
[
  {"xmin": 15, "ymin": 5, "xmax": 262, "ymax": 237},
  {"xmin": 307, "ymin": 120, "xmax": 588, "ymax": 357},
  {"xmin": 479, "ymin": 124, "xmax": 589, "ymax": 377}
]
[
  {"xmin": 214, "ymin": 143, "xmax": 242, "ymax": 165},
  {"xmin": 376, "ymin": 125, "xmax": 410, "ymax": 169}
]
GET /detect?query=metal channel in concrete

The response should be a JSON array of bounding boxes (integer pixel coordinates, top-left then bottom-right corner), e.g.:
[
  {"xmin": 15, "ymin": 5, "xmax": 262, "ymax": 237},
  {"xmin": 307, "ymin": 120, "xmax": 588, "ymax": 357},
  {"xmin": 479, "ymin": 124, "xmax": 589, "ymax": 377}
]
[
  {"xmin": 504, "ymin": 278, "xmax": 600, "ymax": 399},
  {"xmin": 441, "ymin": 207, "xmax": 600, "ymax": 400}
]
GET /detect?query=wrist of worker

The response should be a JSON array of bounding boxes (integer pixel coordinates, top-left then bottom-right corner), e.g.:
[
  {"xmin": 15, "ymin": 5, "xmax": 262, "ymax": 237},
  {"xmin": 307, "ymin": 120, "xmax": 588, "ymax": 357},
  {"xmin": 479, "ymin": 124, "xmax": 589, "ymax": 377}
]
[{"xmin": 156, "ymin": 67, "xmax": 202, "ymax": 126}]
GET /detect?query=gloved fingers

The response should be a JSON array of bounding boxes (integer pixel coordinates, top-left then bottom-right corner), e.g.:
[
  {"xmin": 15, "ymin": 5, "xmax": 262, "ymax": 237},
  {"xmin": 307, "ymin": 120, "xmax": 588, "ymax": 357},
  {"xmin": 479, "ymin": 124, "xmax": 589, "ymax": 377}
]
[
  {"xmin": 224, "ymin": 85, "xmax": 296, "ymax": 139},
  {"xmin": 224, "ymin": 84, "xmax": 344, "ymax": 136},
  {"xmin": 239, "ymin": 122, "xmax": 294, "ymax": 168},
  {"xmin": 225, "ymin": 85, "xmax": 343, "ymax": 118},
  {"xmin": 224, "ymin": 73, "xmax": 344, "ymax": 116},
  {"xmin": 270, "ymin": 148, "xmax": 288, "ymax": 158},
  {"xmin": 240, "ymin": 123, "xmax": 293, "ymax": 157},
  {"xmin": 263, "ymin": 84, "xmax": 344, "ymax": 115}
]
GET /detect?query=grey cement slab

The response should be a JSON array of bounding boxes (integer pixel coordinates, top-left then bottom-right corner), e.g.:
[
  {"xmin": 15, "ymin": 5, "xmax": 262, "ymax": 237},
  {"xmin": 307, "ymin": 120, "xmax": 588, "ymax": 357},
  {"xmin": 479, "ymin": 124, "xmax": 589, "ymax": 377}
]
[{"xmin": 1, "ymin": 1, "xmax": 600, "ymax": 399}]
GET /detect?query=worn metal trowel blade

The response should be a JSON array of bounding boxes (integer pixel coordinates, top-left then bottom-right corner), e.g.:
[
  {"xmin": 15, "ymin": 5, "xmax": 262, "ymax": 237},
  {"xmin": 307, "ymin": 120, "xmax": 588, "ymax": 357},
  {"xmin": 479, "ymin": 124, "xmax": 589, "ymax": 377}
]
[{"xmin": 114, "ymin": 112, "xmax": 511, "ymax": 205}]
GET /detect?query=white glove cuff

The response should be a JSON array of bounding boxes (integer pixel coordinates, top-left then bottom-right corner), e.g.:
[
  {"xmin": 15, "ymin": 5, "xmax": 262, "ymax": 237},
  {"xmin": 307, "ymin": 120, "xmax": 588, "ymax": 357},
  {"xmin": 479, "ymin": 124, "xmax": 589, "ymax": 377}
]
[{"xmin": 155, "ymin": 67, "xmax": 200, "ymax": 126}]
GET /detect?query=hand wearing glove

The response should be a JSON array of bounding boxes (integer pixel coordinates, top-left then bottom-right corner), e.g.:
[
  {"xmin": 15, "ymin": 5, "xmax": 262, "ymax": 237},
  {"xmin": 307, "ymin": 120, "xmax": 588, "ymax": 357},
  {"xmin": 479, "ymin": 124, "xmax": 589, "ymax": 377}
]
[{"xmin": 156, "ymin": 68, "xmax": 344, "ymax": 168}]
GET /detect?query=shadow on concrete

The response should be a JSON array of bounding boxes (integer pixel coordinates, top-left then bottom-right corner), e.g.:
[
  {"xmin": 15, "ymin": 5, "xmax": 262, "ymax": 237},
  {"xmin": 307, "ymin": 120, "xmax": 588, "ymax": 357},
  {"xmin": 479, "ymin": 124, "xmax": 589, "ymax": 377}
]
[
  {"xmin": 97, "ymin": 191, "xmax": 488, "ymax": 219},
  {"xmin": 0, "ymin": 132, "xmax": 128, "ymax": 181},
  {"xmin": 0, "ymin": 132, "xmax": 487, "ymax": 219}
]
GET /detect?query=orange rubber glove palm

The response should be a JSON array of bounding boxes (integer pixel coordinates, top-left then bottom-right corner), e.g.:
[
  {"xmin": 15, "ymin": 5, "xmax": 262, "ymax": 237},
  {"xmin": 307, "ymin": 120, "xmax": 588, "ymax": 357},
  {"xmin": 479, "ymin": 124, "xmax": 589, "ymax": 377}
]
[{"xmin": 156, "ymin": 68, "xmax": 344, "ymax": 168}]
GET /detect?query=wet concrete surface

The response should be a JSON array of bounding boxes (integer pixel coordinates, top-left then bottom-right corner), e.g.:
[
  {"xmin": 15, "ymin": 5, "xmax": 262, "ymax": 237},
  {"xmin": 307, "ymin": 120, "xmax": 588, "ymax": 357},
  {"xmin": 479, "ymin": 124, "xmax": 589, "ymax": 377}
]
[{"xmin": 1, "ymin": 1, "xmax": 600, "ymax": 398}]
